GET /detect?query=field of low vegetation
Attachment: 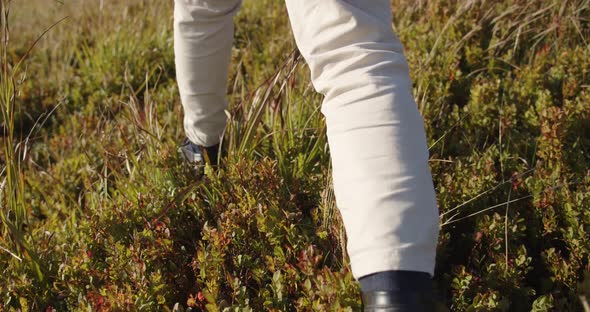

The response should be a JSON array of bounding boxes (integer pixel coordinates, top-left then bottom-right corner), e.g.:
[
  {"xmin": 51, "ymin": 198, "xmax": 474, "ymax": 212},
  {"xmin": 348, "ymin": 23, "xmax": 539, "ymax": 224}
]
[{"xmin": 1, "ymin": 0, "xmax": 589, "ymax": 310}]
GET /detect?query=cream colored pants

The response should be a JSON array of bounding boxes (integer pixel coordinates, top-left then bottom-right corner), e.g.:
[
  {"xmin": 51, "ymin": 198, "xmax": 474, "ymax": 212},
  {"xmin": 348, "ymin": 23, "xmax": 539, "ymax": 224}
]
[{"xmin": 174, "ymin": 0, "xmax": 440, "ymax": 280}]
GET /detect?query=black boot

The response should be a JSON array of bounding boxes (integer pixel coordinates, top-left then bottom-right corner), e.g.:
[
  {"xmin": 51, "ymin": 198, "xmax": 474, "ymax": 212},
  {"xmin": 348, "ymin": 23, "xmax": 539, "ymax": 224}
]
[
  {"xmin": 362, "ymin": 290, "xmax": 436, "ymax": 312},
  {"xmin": 179, "ymin": 138, "xmax": 222, "ymax": 178},
  {"xmin": 360, "ymin": 271, "xmax": 438, "ymax": 312},
  {"xmin": 202, "ymin": 143, "xmax": 221, "ymax": 167}
]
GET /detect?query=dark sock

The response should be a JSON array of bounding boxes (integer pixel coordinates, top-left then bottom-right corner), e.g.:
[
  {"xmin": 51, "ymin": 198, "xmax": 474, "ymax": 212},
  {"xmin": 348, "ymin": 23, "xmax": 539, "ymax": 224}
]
[{"xmin": 358, "ymin": 270, "xmax": 433, "ymax": 294}]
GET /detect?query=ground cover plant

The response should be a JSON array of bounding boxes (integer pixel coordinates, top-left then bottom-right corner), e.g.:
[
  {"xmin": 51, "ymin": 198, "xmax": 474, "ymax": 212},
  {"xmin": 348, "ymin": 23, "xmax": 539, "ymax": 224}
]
[{"xmin": 0, "ymin": 0, "xmax": 589, "ymax": 310}]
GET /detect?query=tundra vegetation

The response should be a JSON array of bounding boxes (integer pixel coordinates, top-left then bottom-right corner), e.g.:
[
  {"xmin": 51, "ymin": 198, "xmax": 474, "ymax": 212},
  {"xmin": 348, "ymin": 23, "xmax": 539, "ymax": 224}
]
[{"xmin": 0, "ymin": 0, "xmax": 589, "ymax": 311}]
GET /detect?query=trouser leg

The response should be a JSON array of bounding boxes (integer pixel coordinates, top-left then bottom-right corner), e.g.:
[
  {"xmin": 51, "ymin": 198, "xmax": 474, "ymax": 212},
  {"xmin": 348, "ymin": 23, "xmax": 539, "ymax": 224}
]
[
  {"xmin": 174, "ymin": 0, "xmax": 241, "ymax": 147},
  {"xmin": 284, "ymin": 0, "xmax": 440, "ymax": 280}
]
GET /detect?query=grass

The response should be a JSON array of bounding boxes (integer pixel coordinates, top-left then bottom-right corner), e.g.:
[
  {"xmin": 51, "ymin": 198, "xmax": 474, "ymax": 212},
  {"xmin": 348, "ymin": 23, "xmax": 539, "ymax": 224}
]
[{"xmin": 1, "ymin": 0, "xmax": 589, "ymax": 310}]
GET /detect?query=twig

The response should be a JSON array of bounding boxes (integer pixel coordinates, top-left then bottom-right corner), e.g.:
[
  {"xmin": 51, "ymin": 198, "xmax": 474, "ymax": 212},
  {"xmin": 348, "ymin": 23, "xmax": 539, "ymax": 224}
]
[
  {"xmin": 441, "ymin": 194, "xmax": 532, "ymax": 227},
  {"xmin": 15, "ymin": 15, "xmax": 69, "ymax": 71},
  {"xmin": 428, "ymin": 113, "xmax": 469, "ymax": 150},
  {"xmin": 0, "ymin": 244, "xmax": 22, "ymax": 261},
  {"xmin": 504, "ymin": 187, "xmax": 512, "ymax": 276},
  {"xmin": 440, "ymin": 167, "xmax": 535, "ymax": 219},
  {"xmin": 580, "ymin": 296, "xmax": 590, "ymax": 312}
]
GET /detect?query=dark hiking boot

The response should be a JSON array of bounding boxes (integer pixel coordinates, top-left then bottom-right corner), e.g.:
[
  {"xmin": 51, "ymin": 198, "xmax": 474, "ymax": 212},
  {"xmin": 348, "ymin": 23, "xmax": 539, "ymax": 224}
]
[
  {"xmin": 178, "ymin": 138, "xmax": 220, "ymax": 178},
  {"xmin": 362, "ymin": 290, "xmax": 438, "ymax": 312}
]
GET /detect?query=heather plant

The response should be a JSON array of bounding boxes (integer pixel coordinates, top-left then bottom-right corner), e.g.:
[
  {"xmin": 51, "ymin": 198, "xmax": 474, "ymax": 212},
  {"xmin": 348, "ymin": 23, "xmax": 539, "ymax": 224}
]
[{"xmin": 0, "ymin": 0, "xmax": 589, "ymax": 311}]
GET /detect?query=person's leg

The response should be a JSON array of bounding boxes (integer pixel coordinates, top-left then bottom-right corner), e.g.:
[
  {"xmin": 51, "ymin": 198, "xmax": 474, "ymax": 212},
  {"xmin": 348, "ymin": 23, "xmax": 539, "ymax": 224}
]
[
  {"xmin": 174, "ymin": 0, "xmax": 241, "ymax": 148},
  {"xmin": 284, "ymin": 0, "xmax": 440, "ymax": 307}
]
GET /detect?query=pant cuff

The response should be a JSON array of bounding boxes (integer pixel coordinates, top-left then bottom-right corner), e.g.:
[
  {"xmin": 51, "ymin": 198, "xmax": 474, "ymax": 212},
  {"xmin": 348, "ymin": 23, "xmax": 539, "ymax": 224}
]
[
  {"xmin": 350, "ymin": 246, "xmax": 436, "ymax": 280},
  {"xmin": 185, "ymin": 130, "xmax": 222, "ymax": 148}
]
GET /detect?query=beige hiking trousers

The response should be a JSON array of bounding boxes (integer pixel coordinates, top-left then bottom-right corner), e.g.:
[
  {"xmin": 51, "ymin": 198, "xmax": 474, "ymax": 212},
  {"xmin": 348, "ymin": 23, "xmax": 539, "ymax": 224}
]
[{"xmin": 174, "ymin": 0, "xmax": 440, "ymax": 280}]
